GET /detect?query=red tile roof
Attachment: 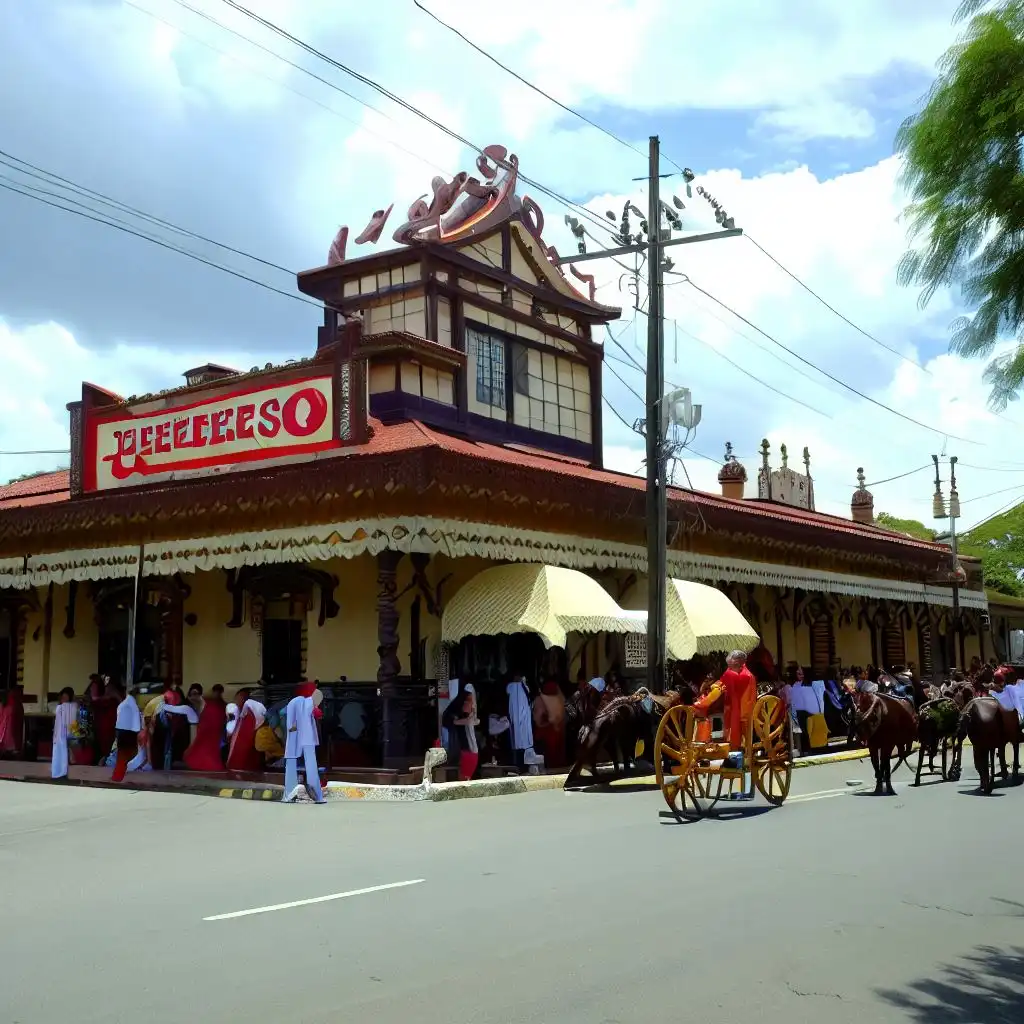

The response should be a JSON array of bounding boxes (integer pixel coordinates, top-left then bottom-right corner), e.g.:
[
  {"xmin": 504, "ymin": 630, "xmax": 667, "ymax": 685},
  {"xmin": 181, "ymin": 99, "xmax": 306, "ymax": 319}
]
[
  {"xmin": 390, "ymin": 421, "xmax": 951, "ymax": 554},
  {"xmin": 0, "ymin": 470, "xmax": 70, "ymax": 510},
  {"xmin": 0, "ymin": 423, "xmax": 955, "ymax": 557}
]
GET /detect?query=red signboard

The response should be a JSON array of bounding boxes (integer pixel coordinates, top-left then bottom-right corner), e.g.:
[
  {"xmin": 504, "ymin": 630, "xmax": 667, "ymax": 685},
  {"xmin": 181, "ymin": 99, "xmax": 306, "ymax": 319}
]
[{"xmin": 84, "ymin": 375, "xmax": 337, "ymax": 492}]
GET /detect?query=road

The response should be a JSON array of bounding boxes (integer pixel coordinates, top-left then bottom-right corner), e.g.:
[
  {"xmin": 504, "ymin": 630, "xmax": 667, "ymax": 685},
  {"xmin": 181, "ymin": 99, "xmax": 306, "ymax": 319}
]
[{"xmin": 1, "ymin": 758, "xmax": 1022, "ymax": 1024}]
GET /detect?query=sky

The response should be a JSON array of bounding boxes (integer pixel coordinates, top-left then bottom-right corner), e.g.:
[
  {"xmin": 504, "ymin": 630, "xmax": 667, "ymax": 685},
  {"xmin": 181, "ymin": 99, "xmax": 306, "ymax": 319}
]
[{"xmin": 1, "ymin": 0, "xmax": 1021, "ymax": 532}]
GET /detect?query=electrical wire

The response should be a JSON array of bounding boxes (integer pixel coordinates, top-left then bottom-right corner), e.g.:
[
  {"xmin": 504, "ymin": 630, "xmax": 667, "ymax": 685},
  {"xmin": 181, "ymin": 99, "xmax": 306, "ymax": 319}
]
[
  {"xmin": 863, "ymin": 464, "xmax": 933, "ymax": 488},
  {"xmin": 412, "ymin": 1, "xmax": 656, "ymax": 170},
  {"xmin": 668, "ymin": 318, "xmax": 832, "ymax": 420},
  {"xmin": 0, "ymin": 154, "xmax": 294, "ymax": 277},
  {"xmin": 740, "ymin": 236, "xmax": 926, "ymax": 371},
  {"xmin": 214, "ymin": 0, "xmax": 621, "ymax": 243},
  {"xmin": 410, "ymin": 0, "xmax": 929, "ymax": 372},
  {"xmin": 680, "ymin": 276, "xmax": 983, "ymax": 445},
  {"xmin": 0, "ymin": 178, "xmax": 324, "ymax": 310},
  {"xmin": 0, "ymin": 449, "xmax": 69, "ymax": 456},
  {"xmin": 124, "ymin": 0, "xmax": 456, "ymax": 182}
]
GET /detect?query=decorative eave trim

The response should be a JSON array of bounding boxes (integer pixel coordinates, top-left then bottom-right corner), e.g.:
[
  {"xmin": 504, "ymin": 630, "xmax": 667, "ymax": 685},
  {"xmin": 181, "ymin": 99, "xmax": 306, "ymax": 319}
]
[{"xmin": 0, "ymin": 516, "xmax": 988, "ymax": 611}]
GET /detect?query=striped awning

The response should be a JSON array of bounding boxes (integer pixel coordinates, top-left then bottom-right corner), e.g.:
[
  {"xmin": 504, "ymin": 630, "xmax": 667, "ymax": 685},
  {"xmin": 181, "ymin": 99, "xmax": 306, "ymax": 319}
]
[{"xmin": 440, "ymin": 563, "xmax": 642, "ymax": 649}]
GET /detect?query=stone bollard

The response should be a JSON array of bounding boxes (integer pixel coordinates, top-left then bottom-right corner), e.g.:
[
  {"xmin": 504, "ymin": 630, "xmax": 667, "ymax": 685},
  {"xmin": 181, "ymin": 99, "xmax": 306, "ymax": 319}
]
[{"xmin": 421, "ymin": 746, "xmax": 447, "ymax": 794}]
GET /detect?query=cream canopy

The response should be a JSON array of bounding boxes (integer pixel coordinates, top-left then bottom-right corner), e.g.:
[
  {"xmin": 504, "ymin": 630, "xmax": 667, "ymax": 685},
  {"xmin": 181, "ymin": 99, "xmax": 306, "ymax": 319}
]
[
  {"xmin": 664, "ymin": 578, "xmax": 760, "ymax": 661},
  {"xmin": 441, "ymin": 563, "xmax": 643, "ymax": 649}
]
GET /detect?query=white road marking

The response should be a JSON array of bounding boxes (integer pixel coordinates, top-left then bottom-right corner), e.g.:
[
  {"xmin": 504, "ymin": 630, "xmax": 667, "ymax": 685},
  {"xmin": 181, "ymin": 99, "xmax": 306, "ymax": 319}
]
[
  {"xmin": 788, "ymin": 787, "xmax": 859, "ymax": 803},
  {"xmin": 203, "ymin": 879, "xmax": 425, "ymax": 921}
]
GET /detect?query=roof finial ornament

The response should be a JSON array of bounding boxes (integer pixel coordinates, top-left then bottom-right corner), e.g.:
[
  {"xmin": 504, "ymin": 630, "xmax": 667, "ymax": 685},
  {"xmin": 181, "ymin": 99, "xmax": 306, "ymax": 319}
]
[
  {"xmin": 724, "ymin": 440, "xmax": 735, "ymax": 462},
  {"xmin": 760, "ymin": 438, "xmax": 770, "ymax": 471},
  {"xmin": 780, "ymin": 443, "xmax": 788, "ymax": 469},
  {"xmin": 803, "ymin": 446, "xmax": 811, "ymax": 474},
  {"xmin": 857, "ymin": 467, "xmax": 866, "ymax": 491}
]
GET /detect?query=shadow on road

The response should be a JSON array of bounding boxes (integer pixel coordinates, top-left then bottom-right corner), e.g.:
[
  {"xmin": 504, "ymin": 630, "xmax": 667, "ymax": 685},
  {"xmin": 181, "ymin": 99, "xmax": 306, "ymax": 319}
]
[
  {"xmin": 657, "ymin": 805, "xmax": 774, "ymax": 825},
  {"xmin": 877, "ymin": 945, "xmax": 1024, "ymax": 1024},
  {"xmin": 569, "ymin": 781, "xmax": 660, "ymax": 795}
]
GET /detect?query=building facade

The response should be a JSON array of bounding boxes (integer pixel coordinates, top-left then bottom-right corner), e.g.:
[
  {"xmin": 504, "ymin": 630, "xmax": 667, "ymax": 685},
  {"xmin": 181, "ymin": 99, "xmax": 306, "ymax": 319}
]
[{"xmin": 0, "ymin": 146, "xmax": 988, "ymax": 769}]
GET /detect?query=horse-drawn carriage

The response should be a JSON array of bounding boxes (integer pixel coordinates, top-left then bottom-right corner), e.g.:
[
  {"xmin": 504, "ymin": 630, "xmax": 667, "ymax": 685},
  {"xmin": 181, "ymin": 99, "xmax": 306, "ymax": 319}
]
[{"xmin": 654, "ymin": 692, "xmax": 793, "ymax": 818}]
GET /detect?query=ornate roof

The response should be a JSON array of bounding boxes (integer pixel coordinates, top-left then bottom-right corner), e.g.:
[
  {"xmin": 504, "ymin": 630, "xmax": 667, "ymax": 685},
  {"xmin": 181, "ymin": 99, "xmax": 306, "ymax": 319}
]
[
  {"xmin": 851, "ymin": 467, "xmax": 874, "ymax": 507},
  {"xmin": 0, "ymin": 421, "xmax": 969, "ymax": 569},
  {"xmin": 717, "ymin": 441, "xmax": 747, "ymax": 483}
]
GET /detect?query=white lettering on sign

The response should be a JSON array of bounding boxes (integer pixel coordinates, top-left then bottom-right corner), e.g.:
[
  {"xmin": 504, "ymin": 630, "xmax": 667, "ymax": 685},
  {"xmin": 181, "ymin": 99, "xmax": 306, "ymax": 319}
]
[{"xmin": 87, "ymin": 376, "xmax": 335, "ymax": 491}]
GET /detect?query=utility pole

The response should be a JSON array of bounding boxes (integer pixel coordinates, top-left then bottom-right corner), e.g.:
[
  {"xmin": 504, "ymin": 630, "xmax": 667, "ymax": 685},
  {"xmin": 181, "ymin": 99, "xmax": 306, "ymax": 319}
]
[
  {"xmin": 553, "ymin": 139, "xmax": 742, "ymax": 694},
  {"xmin": 645, "ymin": 136, "xmax": 668, "ymax": 695},
  {"xmin": 931, "ymin": 454, "xmax": 964, "ymax": 673}
]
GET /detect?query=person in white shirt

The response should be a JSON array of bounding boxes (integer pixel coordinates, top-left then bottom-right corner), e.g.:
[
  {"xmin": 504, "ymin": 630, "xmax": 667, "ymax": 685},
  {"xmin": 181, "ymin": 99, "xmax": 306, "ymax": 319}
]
[
  {"xmin": 283, "ymin": 681, "xmax": 325, "ymax": 803},
  {"xmin": 112, "ymin": 686, "xmax": 143, "ymax": 782},
  {"xmin": 51, "ymin": 687, "xmax": 78, "ymax": 780}
]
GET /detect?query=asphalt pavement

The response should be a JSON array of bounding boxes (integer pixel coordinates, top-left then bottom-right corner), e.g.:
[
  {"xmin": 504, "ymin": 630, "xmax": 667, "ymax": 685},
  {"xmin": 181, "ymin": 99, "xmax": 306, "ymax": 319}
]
[{"xmin": 1, "ymin": 756, "xmax": 1022, "ymax": 1024}]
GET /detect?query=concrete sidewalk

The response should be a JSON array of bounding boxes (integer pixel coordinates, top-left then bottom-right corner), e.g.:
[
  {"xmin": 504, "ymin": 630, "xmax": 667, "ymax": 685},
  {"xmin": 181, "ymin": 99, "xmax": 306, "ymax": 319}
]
[
  {"xmin": 0, "ymin": 742, "xmax": 879, "ymax": 803},
  {"xmin": 0, "ymin": 760, "xmax": 282, "ymax": 800}
]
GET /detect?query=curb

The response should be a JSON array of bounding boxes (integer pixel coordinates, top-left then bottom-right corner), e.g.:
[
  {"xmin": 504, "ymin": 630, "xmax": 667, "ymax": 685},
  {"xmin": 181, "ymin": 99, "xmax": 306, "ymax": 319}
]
[
  {"xmin": 2, "ymin": 772, "xmax": 282, "ymax": 801},
  {"xmin": 216, "ymin": 787, "xmax": 280, "ymax": 801}
]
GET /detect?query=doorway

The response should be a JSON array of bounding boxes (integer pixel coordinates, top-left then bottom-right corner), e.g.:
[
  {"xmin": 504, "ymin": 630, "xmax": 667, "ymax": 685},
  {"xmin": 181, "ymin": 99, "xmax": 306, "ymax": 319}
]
[
  {"xmin": 261, "ymin": 617, "xmax": 303, "ymax": 686},
  {"xmin": 0, "ymin": 607, "xmax": 14, "ymax": 690}
]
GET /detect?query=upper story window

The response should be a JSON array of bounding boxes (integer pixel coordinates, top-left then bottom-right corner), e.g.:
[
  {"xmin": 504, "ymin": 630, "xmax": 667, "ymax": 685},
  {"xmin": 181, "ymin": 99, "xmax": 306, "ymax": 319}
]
[{"xmin": 470, "ymin": 326, "xmax": 506, "ymax": 410}]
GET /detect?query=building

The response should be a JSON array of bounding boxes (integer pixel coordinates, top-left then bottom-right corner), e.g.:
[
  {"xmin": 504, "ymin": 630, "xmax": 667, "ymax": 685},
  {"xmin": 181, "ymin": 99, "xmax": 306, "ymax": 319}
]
[{"xmin": 0, "ymin": 145, "xmax": 988, "ymax": 770}]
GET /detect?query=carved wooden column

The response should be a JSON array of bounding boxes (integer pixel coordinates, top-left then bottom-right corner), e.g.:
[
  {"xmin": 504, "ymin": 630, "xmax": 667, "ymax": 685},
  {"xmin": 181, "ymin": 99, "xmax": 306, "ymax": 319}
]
[{"xmin": 376, "ymin": 550, "xmax": 403, "ymax": 765}]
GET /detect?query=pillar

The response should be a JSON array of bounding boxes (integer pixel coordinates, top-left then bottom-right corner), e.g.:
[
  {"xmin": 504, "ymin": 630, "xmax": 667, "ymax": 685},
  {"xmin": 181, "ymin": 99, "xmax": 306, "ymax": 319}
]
[{"xmin": 376, "ymin": 550, "xmax": 403, "ymax": 765}]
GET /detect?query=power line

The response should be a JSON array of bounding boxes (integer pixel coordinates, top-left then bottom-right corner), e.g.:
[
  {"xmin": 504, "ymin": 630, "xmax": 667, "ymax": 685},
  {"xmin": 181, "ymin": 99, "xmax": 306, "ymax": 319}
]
[
  {"xmin": 411, "ymin": 1, "xmax": 927, "ymax": 371},
  {"xmin": 667, "ymin": 317, "xmax": 832, "ymax": 420},
  {"xmin": 680, "ymin": 276, "xmax": 983, "ymax": 446},
  {"xmin": 0, "ymin": 178, "xmax": 322, "ymax": 310},
  {"xmin": 164, "ymin": 0, "xmax": 393, "ymax": 120},
  {"xmin": 0, "ymin": 153, "xmax": 294, "ymax": 277},
  {"xmin": 215, "ymin": 0, "xmax": 620, "ymax": 243},
  {"xmin": 864, "ymin": 464, "xmax": 933, "ymax": 488},
  {"xmin": 412, "ymin": 1, "xmax": 655, "ymax": 170},
  {"xmin": 125, "ymin": 0, "xmax": 454, "ymax": 182},
  {"xmin": 741, "ymin": 235, "xmax": 927, "ymax": 372},
  {"xmin": 0, "ymin": 449, "xmax": 68, "ymax": 456}
]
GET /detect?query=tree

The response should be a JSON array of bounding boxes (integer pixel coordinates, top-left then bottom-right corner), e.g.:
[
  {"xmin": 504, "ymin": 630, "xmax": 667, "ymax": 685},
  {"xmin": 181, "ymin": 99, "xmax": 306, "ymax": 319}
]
[
  {"xmin": 896, "ymin": 0, "xmax": 1024, "ymax": 408},
  {"xmin": 877, "ymin": 507, "xmax": 1024, "ymax": 597},
  {"xmin": 876, "ymin": 511, "xmax": 937, "ymax": 542}
]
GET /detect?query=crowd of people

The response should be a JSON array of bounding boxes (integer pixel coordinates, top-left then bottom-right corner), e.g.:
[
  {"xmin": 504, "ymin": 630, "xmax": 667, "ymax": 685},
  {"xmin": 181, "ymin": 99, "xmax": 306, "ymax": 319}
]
[{"xmin": 27, "ymin": 677, "xmax": 330, "ymax": 803}]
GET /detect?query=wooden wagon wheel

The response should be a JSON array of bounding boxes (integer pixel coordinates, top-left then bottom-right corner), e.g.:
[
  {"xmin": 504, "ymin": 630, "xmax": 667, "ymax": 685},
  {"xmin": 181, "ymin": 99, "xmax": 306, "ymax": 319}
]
[
  {"xmin": 751, "ymin": 694, "xmax": 792, "ymax": 806},
  {"xmin": 655, "ymin": 705, "xmax": 719, "ymax": 819}
]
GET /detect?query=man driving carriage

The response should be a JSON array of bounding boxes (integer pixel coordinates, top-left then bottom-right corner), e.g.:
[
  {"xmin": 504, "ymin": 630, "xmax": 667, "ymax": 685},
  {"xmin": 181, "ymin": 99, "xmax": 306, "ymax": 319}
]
[{"xmin": 691, "ymin": 650, "xmax": 758, "ymax": 749}]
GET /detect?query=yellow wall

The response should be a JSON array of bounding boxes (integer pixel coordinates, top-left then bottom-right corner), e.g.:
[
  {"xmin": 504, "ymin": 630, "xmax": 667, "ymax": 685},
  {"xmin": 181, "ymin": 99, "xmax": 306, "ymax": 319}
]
[
  {"xmin": 48, "ymin": 582, "xmax": 99, "ymax": 694},
  {"xmin": 181, "ymin": 571, "xmax": 260, "ymax": 687},
  {"xmin": 8, "ymin": 556, "xmax": 992, "ymax": 703}
]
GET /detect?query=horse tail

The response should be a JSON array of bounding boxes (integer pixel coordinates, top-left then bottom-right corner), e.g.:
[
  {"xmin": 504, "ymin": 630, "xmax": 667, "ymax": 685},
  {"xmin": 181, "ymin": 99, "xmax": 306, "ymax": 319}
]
[{"xmin": 956, "ymin": 700, "xmax": 975, "ymax": 744}]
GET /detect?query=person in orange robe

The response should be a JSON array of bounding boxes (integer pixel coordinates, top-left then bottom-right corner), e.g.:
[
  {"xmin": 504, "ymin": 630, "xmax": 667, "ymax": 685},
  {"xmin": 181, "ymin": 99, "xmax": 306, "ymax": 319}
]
[
  {"xmin": 692, "ymin": 650, "xmax": 757, "ymax": 750},
  {"xmin": 184, "ymin": 687, "xmax": 228, "ymax": 772}
]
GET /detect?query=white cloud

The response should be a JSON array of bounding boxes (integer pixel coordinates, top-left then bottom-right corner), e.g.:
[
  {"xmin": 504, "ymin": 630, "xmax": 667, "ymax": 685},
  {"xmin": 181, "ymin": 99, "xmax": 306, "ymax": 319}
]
[{"xmin": 7, "ymin": 0, "xmax": 1022, "ymax": 540}]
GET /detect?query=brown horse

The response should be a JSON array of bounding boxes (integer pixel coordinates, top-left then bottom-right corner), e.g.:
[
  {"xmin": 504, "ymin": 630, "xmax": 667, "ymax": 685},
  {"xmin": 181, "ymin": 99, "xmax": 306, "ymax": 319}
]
[
  {"xmin": 952, "ymin": 697, "xmax": 1022, "ymax": 794},
  {"xmin": 851, "ymin": 691, "xmax": 918, "ymax": 795},
  {"xmin": 563, "ymin": 689, "xmax": 681, "ymax": 789}
]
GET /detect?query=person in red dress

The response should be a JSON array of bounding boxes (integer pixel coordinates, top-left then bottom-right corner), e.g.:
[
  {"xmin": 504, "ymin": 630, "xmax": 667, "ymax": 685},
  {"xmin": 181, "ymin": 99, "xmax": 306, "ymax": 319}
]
[
  {"xmin": 184, "ymin": 686, "xmax": 228, "ymax": 772},
  {"xmin": 0, "ymin": 685, "xmax": 25, "ymax": 757}
]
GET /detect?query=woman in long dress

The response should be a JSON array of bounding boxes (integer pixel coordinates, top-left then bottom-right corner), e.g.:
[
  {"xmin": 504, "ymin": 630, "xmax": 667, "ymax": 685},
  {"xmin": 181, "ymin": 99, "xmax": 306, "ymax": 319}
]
[
  {"xmin": 184, "ymin": 687, "xmax": 228, "ymax": 772},
  {"xmin": 51, "ymin": 687, "xmax": 78, "ymax": 780}
]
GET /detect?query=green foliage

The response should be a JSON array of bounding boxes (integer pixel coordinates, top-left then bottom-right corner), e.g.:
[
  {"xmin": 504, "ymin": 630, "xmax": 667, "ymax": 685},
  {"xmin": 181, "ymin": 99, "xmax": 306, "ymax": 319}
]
[
  {"xmin": 897, "ymin": 0, "xmax": 1024, "ymax": 408},
  {"xmin": 878, "ymin": 506, "xmax": 1024, "ymax": 596},
  {"xmin": 960, "ymin": 497, "xmax": 1024, "ymax": 595},
  {"xmin": 876, "ymin": 511, "xmax": 937, "ymax": 541}
]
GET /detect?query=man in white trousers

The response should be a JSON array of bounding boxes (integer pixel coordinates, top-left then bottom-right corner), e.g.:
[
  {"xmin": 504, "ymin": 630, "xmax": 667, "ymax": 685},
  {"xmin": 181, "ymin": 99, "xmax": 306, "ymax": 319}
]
[{"xmin": 283, "ymin": 680, "xmax": 325, "ymax": 804}]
